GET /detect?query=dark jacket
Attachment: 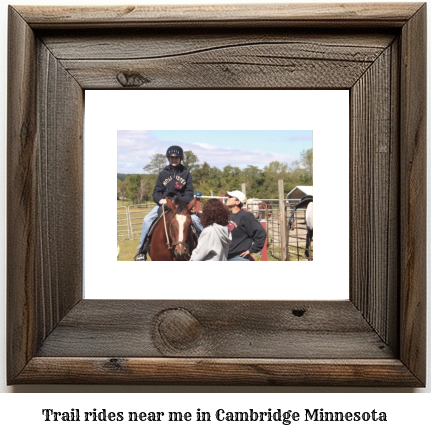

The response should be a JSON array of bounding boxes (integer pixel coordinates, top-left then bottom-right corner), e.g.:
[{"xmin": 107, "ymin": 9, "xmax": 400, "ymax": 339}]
[
  {"xmin": 227, "ymin": 209, "xmax": 267, "ymax": 257},
  {"xmin": 152, "ymin": 164, "xmax": 194, "ymax": 204}
]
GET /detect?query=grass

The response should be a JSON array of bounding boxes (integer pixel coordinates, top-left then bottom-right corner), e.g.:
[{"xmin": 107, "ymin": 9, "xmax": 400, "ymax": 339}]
[
  {"xmin": 117, "ymin": 200, "xmax": 133, "ymax": 207},
  {"xmin": 117, "ymin": 237, "xmax": 278, "ymax": 262},
  {"xmin": 117, "ymin": 238, "xmax": 141, "ymax": 261},
  {"xmin": 117, "ymin": 238, "xmax": 155, "ymax": 261},
  {"xmin": 117, "ymin": 238, "xmax": 304, "ymax": 262},
  {"xmin": 117, "ymin": 234, "xmax": 309, "ymax": 262}
]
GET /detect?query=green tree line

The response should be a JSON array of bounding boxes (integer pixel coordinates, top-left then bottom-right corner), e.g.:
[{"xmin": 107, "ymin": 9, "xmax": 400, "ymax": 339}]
[{"xmin": 118, "ymin": 149, "xmax": 312, "ymax": 204}]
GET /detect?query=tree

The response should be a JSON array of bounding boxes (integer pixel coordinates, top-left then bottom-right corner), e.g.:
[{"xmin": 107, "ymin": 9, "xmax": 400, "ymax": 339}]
[
  {"xmin": 126, "ymin": 175, "xmax": 141, "ymax": 203},
  {"xmin": 300, "ymin": 148, "xmax": 313, "ymax": 181},
  {"xmin": 241, "ymin": 165, "xmax": 265, "ymax": 197},
  {"xmin": 220, "ymin": 165, "xmax": 241, "ymax": 192},
  {"xmin": 287, "ymin": 149, "xmax": 313, "ymax": 187},
  {"xmin": 183, "ymin": 150, "xmax": 200, "ymax": 172},
  {"xmin": 117, "ymin": 178, "xmax": 128, "ymax": 201},
  {"xmin": 143, "ymin": 154, "xmax": 166, "ymax": 175},
  {"xmin": 120, "ymin": 154, "xmax": 312, "ymax": 203},
  {"xmin": 264, "ymin": 161, "xmax": 288, "ymax": 177},
  {"xmin": 136, "ymin": 177, "xmax": 150, "ymax": 204},
  {"xmin": 193, "ymin": 161, "xmax": 211, "ymax": 183}
]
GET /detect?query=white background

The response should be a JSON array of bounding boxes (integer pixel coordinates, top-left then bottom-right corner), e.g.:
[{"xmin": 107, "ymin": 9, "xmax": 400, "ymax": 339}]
[
  {"xmin": 85, "ymin": 90, "xmax": 349, "ymax": 300},
  {"xmin": 1, "ymin": 0, "xmax": 430, "ymax": 428}
]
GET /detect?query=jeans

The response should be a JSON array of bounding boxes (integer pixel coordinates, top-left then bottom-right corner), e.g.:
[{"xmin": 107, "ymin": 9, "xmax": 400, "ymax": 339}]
[
  {"xmin": 227, "ymin": 254, "xmax": 255, "ymax": 261},
  {"xmin": 227, "ymin": 255, "xmax": 249, "ymax": 261},
  {"xmin": 137, "ymin": 205, "xmax": 203, "ymax": 250},
  {"xmin": 192, "ymin": 214, "xmax": 203, "ymax": 235}
]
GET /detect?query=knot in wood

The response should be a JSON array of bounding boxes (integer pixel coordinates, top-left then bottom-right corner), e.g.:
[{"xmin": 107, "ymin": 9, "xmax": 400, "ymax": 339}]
[
  {"xmin": 292, "ymin": 308, "xmax": 306, "ymax": 317},
  {"xmin": 116, "ymin": 71, "xmax": 150, "ymax": 87},
  {"xmin": 108, "ymin": 358, "xmax": 123, "ymax": 369},
  {"xmin": 154, "ymin": 308, "xmax": 203, "ymax": 351}
]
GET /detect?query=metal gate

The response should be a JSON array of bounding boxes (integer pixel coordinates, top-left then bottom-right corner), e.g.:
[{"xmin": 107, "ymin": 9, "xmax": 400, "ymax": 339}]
[
  {"xmin": 117, "ymin": 206, "xmax": 129, "ymax": 241},
  {"xmin": 116, "ymin": 203, "xmax": 153, "ymax": 241},
  {"xmin": 128, "ymin": 204, "xmax": 153, "ymax": 240}
]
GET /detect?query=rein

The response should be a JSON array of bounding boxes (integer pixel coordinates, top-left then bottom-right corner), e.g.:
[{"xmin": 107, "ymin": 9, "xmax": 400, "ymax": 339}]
[
  {"xmin": 162, "ymin": 207, "xmax": 191, "ymax": 259},
  {"xmin": 162, "ymin": 206, "xmax": 172, "ymax": 249}
]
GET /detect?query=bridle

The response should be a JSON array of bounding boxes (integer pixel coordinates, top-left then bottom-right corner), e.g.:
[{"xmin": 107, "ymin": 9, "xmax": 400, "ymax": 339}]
[{"xmin": 162, "ymin": 206, "xmax": 191, "ymax": 259}]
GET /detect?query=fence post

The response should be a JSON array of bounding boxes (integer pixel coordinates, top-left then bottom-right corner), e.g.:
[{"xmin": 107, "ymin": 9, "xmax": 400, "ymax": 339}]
[
  {"xmin": 260, "ymin": 220, "xmax": 268, "ymax": 261},
  {"xmin": 278, "ymin": 179, "xmax": 287, "ymax": 261},
  {"xmin": 241, "ymin": 182, "xmax": 246, "ymax": 197}
]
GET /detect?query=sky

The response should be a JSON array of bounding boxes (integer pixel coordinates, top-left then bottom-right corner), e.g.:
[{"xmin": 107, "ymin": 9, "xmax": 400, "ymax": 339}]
[{"xmin": 117, "ymin": 130, "xmax": 312, "ymax": 174}]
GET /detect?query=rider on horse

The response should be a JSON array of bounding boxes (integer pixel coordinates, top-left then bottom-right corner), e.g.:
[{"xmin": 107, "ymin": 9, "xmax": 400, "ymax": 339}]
[{"xmin": 135, "ymin": 145, "xmax": 203, "ymax": 261}]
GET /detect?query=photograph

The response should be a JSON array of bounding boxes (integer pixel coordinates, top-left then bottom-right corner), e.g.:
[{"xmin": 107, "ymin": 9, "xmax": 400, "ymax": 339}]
[{"xmin": 117, "ymin": 130, "xmax": 313, "ymax": 262}]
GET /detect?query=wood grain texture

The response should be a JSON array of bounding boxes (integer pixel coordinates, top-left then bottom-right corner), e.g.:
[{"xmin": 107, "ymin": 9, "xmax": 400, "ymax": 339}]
[
  {"xmin": 7, "ymin": 3, "xmax": 426, "ymax": 386},
  {"xmin": 36, "ymin": 300, "xmax": 393, "ymax": 359},
  {"xmin": 15, "ymin": 358, "xmax": 422, "ymax": 386},
  {"xmin": 7, "ymin": 6, "xmax": 38, "ymax": 381},
  {"xmin": 15, "ymin": 3, "xmax": 424, "ymax": 28},
  {"xmin": 40, "ymin": 31, "xmax": 395, "ymax": 60},
  {"xmin": 7, "ymin": 6, "xmax": 83, "ymax": 382},
  {"xmin": 399, "ymin": 3, "xmax": 427, "ymax": 384},
  {"xmin": 44, "ymin": 31, "xmax": 394, "ymax": 89},
  {"xmin": 350, "ymin": 45, "xmax": 399, "ymax": 347},
  {"xmin": 35, "ymin": 40, "xmax": 84, "ymax": 334}
]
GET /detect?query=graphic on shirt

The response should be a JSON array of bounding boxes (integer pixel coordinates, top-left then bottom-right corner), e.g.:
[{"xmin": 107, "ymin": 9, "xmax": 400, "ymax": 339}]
[
  {"xmin": 162, "ymin": 176, "xmax": 173, "ymax": 186},
  {"xmin": 175, "ymin": 175, "xmax": 186, "ymax": 185}
]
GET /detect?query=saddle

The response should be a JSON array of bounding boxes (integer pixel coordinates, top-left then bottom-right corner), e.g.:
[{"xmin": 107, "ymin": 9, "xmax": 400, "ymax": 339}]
[
  {"xmin": 137, "ymin": 209, "xmax": 166, "ymax": 257},
  {"xmin": 295, "ymin": 195, "xmax": 313, "ymax": 209},
  {"xmin": 287, "ymin": 195, "xmax": 313, "ymax": 227}
]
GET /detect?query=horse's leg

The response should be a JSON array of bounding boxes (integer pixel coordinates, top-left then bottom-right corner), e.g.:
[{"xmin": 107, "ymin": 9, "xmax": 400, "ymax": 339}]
[{"xmin": 305, "ymin": 229, "xmax": 313, "ymax": 260}]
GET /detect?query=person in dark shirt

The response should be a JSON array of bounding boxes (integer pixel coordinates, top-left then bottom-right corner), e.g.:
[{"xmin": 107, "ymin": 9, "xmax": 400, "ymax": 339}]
[
  {"xmin": 225, "ymin": 190, "xmax": 266, "ymax": 261},
  {"xmin": 135, "ymin": 145, "xmax": 203, "ymax": 260}
]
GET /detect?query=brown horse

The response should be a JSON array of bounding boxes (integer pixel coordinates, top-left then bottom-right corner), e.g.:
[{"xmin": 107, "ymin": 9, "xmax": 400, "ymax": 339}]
[{"xmin": 149, "ymin": 197, "xmax": 197, "ymax": 261}]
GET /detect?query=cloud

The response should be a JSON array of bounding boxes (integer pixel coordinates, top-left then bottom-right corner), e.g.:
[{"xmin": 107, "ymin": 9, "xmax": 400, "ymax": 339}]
[
  {"xmin": 185, "ymin": 142, "xmax": 298, "ymax": 169},
  {"xmin": 117, "ymin": 131, "xmax": 305, "ymax": 174},
  {"xmin": 117, "ymin": 130, "xmax": 163, "ymax": 173}
]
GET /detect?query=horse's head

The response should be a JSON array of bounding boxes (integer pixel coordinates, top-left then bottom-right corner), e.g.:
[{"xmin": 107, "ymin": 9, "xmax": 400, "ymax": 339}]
[{"xmin": 165, "ymin": 197, "xmax": 197, "ymax": 260}]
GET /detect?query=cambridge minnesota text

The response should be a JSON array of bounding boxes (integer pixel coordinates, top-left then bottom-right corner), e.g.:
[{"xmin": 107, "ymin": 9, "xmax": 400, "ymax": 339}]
[{"xmin": 41, "ymin": 408, "xmax": 387, "ymax": 425}]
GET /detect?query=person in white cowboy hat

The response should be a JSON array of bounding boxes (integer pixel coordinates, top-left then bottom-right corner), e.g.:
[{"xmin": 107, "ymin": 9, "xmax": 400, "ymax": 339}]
[{"xmin": 225, "ymin": 190, "xmax": 266, "ymax": 261}]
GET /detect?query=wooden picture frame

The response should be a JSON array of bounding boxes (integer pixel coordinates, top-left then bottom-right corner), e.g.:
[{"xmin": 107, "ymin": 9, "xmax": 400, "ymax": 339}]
[{"xmin": 7, "ymin": 3, "xmax": 426, "ymax": 386}]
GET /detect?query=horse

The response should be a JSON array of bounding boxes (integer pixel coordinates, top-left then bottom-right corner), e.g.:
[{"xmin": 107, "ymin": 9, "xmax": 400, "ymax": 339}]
[
  {"xmin": 246, "ymin": 198, "xmax": 261, "ymax": 218},
  {"xmin": 149, "ymin": 197, "xmax": 197, "ymax": 261},
  {"xmin": 258, "ymin": 201, "xmax": 272, "ymax": 219},
  {"xmin": 246, "ymin": 199, "xmax": 272, "ymax": 219},
  {"xmin": 304, "ymin": 201, "xmax": 313, "ymax": 260},
  {"xmin": 286, "ymin": 195, "xmax": 313, "ymax": 261}
]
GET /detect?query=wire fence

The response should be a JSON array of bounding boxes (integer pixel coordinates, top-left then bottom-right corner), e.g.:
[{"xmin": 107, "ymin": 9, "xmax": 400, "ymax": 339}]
[
  {"xmin": 117, "ymin": 195, "xmax": 312, "ymax": 261},
  {"xmin": 243, "ymin": 198, "xmax": 309, "ymax": 261}
]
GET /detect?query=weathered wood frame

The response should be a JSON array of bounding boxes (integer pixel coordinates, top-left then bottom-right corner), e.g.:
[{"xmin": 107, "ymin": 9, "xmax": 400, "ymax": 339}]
[{"xmin": 7, "ymin": 3, "xmax": 426, "ymax": 386}]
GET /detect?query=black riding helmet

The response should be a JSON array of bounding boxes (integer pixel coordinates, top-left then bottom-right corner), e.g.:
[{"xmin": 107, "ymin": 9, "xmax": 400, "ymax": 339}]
[{"xmin": 166, "ymin": 145, "xmax": 184, "ymax": 158}]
